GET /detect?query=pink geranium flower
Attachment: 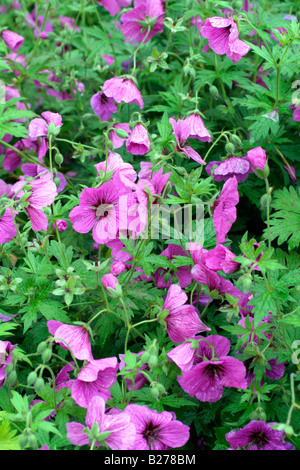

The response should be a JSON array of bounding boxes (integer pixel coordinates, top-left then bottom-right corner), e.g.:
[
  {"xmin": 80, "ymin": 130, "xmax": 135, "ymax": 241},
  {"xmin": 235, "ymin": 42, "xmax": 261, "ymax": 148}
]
[
  {"xmin": 206, "ymin": 156, "xmax": 251, "ymax": 182},
  {"xmin": 102, "ymin": 77, "xmax": 144, "ymax": 109},
  {"xmin": 125, "ymin": 404, "xmax": 190, "ymax": 450},
  {"xmin": 154, "ymin": 244, "xmax": 192, "ymax": 289},
  {"xmin": 67, "ymin": 396, "xmax": 136, "ymax": 450},
  {"xmin": 53, "ymin": 219, "xmax": 68, "ymax": 232},
  {"xmin": 28, "ymin": 112, "xmax": 63, "ymax": 162},
  {"xmin": 97, "ymin": 0, "xmax": 132, "ymax": 16},
  {"xmin": 121, "ymin": 0, "xmax": 164, "ymax": 44},
  {"xmin": 183, "ymin": 112, "xmax": 211, "ymax": 142},
  {"xmin": 1, "ymin": 30, "xmax": 24, "ymax": 52},
  {"xmin": 0, "ymin": 207, "xmax": 18, "ymax": 244},
  {"xmin": 69, "ymin": 182, "xmax": 121, "ymax": 244},
  {"xmin": 189, "ymin": 242, "xmax": 242, "ymax": 298},
  {"xmin": 90, "ymin": 92, "xmax": 117, "ymax": 121},
  {"xmin": 71, "ymin": 357, "xmax": 118, "ymax": 408},
  {"xmin": 212, "ymin": 176, "xmax": 239, "ymax": 244},
  {"xmin": 3, "ymin": 140, "xmax": 38, "ymax": 174},
  {"xmin": 174, "ymin": 335, "xmax": 247, "ymax": 402},
  {"xmin": 161, "ymin": 284, "xmax": 210, "ymax": 343},
  {"xmin": 47, "ymin": 320, "xmax": 93, "ymax": 362},
  {"xmin": 201, "ymin": 17, "xmax": 251, "ymax": 63},
  {"xmin": 246, "ymin": 146, "xmax": 267, "ymax": 173},
  {"xmin": 0, "ymin": 340, "xmax": 17, "ymax": 388},
  {"xmin": 12, "ymin": 177, "xmax": 57, "ymax": 231},
  {"xmin": 126, "ymin": 123, "xmax": 150, "ymax": 155},
  {"xmin": 169, "ymin": 118, "xmax": 206, "ymax": 165},
  {"xmin": 94, "ymin": 152, "xmax": 137, "ymax": 185},
  {"xmin": 226, "ymin": 420, "xmax": 294, "ymax": 450}
]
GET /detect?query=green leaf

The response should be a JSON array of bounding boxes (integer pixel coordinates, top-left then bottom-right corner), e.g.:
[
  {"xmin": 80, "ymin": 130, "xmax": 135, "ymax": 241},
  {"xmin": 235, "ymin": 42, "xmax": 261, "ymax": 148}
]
[{"xmin": 0, "ymin": 419, "xmax": 20, "ymax": 450}]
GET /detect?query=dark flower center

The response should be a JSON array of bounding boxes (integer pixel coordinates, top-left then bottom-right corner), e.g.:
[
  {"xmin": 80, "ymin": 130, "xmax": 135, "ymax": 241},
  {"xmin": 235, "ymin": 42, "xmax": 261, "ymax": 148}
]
[
  {"xmin": 249, "ymin": 432, "xmax": 269, "ymax": 449},
  {"xmin": 143, "ymin": 422, "xmax": 160, "ymax": 446}
]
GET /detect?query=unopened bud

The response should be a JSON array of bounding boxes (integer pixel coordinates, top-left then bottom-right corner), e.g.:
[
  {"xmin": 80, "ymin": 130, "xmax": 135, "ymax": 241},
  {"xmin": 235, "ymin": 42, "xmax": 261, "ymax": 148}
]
[
  {"xmin": 148, "ymin": 355, "xmax": 158, "ymax": 370},
  {"xmin": 34, "ymin": 377, "xmax": 45, "ymax": 393},
  {"xmin": 150, "ymin": 386, "xmax": 160, "ymax": 400},
  {"xmin": 42, "ymin": 347, "xmax": 52, "ymax": 363},
  {"xmin": 18, "ymin": 433, "xmax": 28, "ymax": 449},
  {"xmin": 27, "ymin": 371, "xmax": 38, "ymax": 386},
  {"xmin": 209, "ymin": 85, "xmax": 219, "ymax": 97},
  {"xmin": 225, "ymin": 142, "xmax": 235, "ymax": 155},
  {"xmin": 55, "ymin": 152, "xmax": 64, "ymax": 166},
  {"xmin": 6, "ymin": 370, "xmax": 17, "ymax": 385},
  {"xmin": 37, "ymin": 341, "xmax": 48, "ymax": 353},
  {"xmin": 114, "ymin": 128, "xmax": 128, "ymax": 139}
]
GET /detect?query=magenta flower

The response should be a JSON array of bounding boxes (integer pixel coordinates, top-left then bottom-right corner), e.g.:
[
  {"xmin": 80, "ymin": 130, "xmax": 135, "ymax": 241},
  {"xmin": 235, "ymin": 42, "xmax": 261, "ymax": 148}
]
[
  {"xmin": 203, "ymin": 244, "xmax": 240, "ymax": 274},
  {"xmin": 101, "ymin": 273, "xmax": 119, "ymax": 292},
  {"xmin": 176, "ymin": 335, "xmax": 247, "ymax": 402},
  {"xmin": 125, "ymin": 404, "xmax": 190, "ymax": 450},
  {"xmin": 28, "ymin": 112, "xmax": 63, "ymax": 162},
  {"xmin": 69, "ymin": 182, "xmax": 121, "ymax": 244},
  {"xmin": 67, "ymin": 396, "xmax": 136, "ymax": 450},
  {"xmin": 0, "ymin": 340, "xmax": 17, "ymax": 389},
  {"xmin": 0, "ymin": 207, "xmax": 18, "ymax": 244},
  {"xmin": 126, "ymin": 123, "xmax": 150, "ymax": 155},
  {"xmin": 110, "ymin": 261, "xmax": 126, "ymax": 275},
  {"xmin": 183, "ymin": 113, "xmax": 211, "ymax": 142},
  {"xmin": 206, "ymin": 156, "xmax": 251, "ymax": 182},
  {"xmin": 246, "ymin": 146, "xmax": 267, "ymax": 173},
  {"xmin": 71, "ymin": 357, "xmax": 118, "ymax": 408},
  {"xmin": 90, "ymin": 92, "xmax": 117, "ymax": 121},
  {"xmin": 94, "ymin": 152, "xmax": 136, "ymax": 185},
  {"xmin": 226, "ymin": 420, "xmax": 294, "ymax": 450},
  {"xmin": 47, "ymin": 320, "xmax": 93, "ymax": 362},
  {"xmin": 212, "ymin": 176, "xmax": 239, "ymax": 244},
  {"xmin": 97, "ymin": 0, "xmax": 132, "ymax": 16},
  {"xmin": 1, "ymin": 30, "xmax": 24, "ymax": 52},
  {"xmin": 21, "ymin": 163, "xmax": 67, "ymax": 193},
  {"xmin": 121, "ymin": 0, "xmax": 164, "ymax": 44},
  {"xmin": 53, "ymin": 219, "xmax": 68, "ymax": 232},
  {"xmin": 293, "ymin": 106, "xmax": 300, "ymax": 122},
  {"xmin": 201, "ymin": 17, "xmax": 251, "ymax": 63},
  {"xmin": 3, "ymin": 139, "xmax": 38, "ymax": 174},
  {"xmin": 161, "ymin": 284, "xmax": 210, "ymax": 343},
  {"xmin": 170, "ymin": 118, "xmax": 206, "ymax": 165},
  {"xmin": 154, "ymin": 244, "xmax": 192, "ymax": 289},
  {"xmin": 190, "ymin": 242, "xmax": 242, "ymax": 298},
  {"xmin": 102, "ymin": 77, "xmax": 144, "ymax": 109},
  {"xmin": 12, "ymin": 178, "xmax": 57, "ymax": 231}
]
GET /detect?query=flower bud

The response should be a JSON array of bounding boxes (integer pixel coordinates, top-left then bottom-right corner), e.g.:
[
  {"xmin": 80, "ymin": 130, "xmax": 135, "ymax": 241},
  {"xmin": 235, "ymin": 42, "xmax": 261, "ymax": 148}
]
[
  {"xmin": 6, "ymin": 370, "xmax": 17, "ymax": 385},
  {"xmin": 141, "ymin": 351, "xmax": 150, "ymax": 364},
  {"xmin": 55, "ymin": 152, "xmax": 64, "ymax": 166},
  {"xmin": 225, "ymin": 142, "xmax": 235, "ymax": 155},
  {"xmin": 27, "ymin": 432, "xmax": 38, "ymax": 449},
  {"xmin": 37, "ymin": 341, "xmax": 48, "ymax": 353},
  {"xmin": 42, "ymin": 347, "xmax": 52, "ymax": 363},
  {"xmin": 148, "ymin": 354, "xmax": 158, "ymax": 370},
  {"xmin": 150, "ymin": 386, "xmax": 160, "ymax": 400},
  {"xmin": 54, "ymin": 176, "xmax": 61, "ymax": 188},
  {"xmin": 27, "ymin": 371, "xmax": 38, "ymax": 386},
  {"xmin": 229, "ymin": 134, "xmax": 242, "ymax": 148},
  {"xmin": 34, "ymin": 377, "xmax": 45, "ymax": 393},
  {"xmin": 114, "ymin": 128, "xmax": 128, "ymax": 139},
  {"xmin": 209, "ymin": 85, "xmax": 219, "ymax": 97},
  {"xmin": 18, "ymin": 433, "xmax": 28, "ymax": 449}
]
